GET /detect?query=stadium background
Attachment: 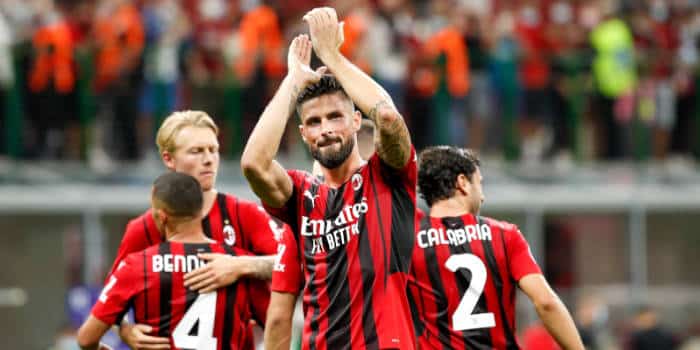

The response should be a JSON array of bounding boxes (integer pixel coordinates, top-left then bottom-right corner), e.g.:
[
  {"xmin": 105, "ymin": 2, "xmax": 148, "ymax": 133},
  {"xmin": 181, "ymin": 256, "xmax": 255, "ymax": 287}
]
[{"xmin": 0, "ymin": 0, "xmax": 699, "ymax": 349}]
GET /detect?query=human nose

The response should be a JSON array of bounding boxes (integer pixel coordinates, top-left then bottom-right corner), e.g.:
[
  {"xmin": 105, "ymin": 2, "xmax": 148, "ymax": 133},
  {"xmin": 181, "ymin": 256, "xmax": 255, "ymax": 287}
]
[
  {"xmin": 202, "ymin": 149, "xmax": 214, "ymax": 164},
  {"xmin": 320, "ymin": 118, "xmax": 335, "ymax": 136}
]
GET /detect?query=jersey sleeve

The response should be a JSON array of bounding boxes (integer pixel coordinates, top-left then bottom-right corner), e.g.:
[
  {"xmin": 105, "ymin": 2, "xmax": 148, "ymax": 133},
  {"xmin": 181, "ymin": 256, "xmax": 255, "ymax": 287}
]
[
  {"xmin": 369, "ymin": 145, "xmax": 417, "ymax": 189},
  {"xmin": 92, "ymin": 253, "xmax": 143, "ymax": 325},
  {"xmin": 108, "ymin": 214, "xmax": 158, "ymax": 277},
  {"xmin": 271, "ymin": 228, "xmax": 303, "ymax": 294},
  {"xmin": 237, "ymin": 199, "xmax": 282, "ymax": 255},
  {"xmin": 506, "ymin": 226, "xmax": 542, "ymax": 281},
  {"xmin": 262, "ymin": 169, "xmax": 309, "ymax": 232}
]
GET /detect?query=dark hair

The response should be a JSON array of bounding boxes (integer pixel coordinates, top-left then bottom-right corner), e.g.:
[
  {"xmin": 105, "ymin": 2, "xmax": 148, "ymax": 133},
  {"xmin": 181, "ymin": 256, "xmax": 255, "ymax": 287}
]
[
  {"xmin": 152, "ymin": 172, "xmax": 203, "ymax": 219},
  {"xmin": 418, "ymin": 146, "xmax": 481, "ymax": 206},
  {"xmin": 295, "ymin": 75, "xmax": 352, "ymax": 118}
]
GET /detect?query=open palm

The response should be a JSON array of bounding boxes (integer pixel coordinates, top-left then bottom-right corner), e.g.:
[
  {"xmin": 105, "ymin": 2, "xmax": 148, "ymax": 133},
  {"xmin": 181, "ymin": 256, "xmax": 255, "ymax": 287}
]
[{"xmin": 288, "ymin": 34, "xmax": 325, "ymax": 89}]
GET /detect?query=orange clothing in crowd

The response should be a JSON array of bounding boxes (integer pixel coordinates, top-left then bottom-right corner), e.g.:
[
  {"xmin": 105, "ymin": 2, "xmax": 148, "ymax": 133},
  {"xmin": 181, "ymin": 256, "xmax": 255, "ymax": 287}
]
[
  {"xmin": 29, "ymin": 20, "xmax": 76, "ymax": 94},
  {"xmin": 340, "ymin": 13, "xmax": 372, "ymax": 74},
  {"xmin": 424, "ymin": 26, "xmax": 470, "ymax": 97},
  {"xmin": 235, "ymin": 5, "xmax": 285, "ymax": 81},
  {"xmin": 93, "ymin": 3, "xmax": 145, "ymax": 91}
]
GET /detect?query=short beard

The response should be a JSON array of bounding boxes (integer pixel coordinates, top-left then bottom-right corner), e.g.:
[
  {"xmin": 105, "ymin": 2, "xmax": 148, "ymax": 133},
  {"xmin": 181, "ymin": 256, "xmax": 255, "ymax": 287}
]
[{"xmin": 310, "ymin": 137, "xmax": 355, "ymax": 169}]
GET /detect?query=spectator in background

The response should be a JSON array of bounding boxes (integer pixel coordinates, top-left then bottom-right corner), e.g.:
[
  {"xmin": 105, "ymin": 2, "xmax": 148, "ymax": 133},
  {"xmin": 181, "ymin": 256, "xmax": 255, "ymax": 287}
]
[
  {"xmin": 140, "ymin": 0, "xmax": 190, "ymax": 160},
  {"xmin": 185, "ymin": 0, "xmax": 238, "ymax": 155},
  {"xmin": 367, "ymin": 0, "xmax": 411, "ymax": 111},
  {"xmin": 575, "ymin": 295, "xmax": 617, "ymax": 350},
  {"xmin": 0, "ymin": 8, "xmax": 13, "ymax": 157},
  {"xmin": 26, "ymin": 0, "xmax": 79, "ymax": 160},
  {"xmin": 648, "ymin": 0, "xmax": 679, "ymax": 162},
  {"xmin": 521, "ymin": 321, "xmax": 561, "ymax": 350},
  {"xmin": 628, "ymin": 305, "xmax": 679, "ymax": 350},
  {"xmin": 547, "ymin": 0, "xmax": 591, "ymax": 163},
  {"xmin": 515, "ymin": 0, "xmax": 552, "ymax": 164},
  {"xmin": 590, "ymin": 3, "xmax": 636, "ymax": 160},
  {"xmin": 680, "ymin": 321, "xmax": 700, "ymax": 350},
  {"xmin": 338, "ymin": 0, "xmax": 373, "ymax": 75},
  {"xmin": 462, "ymin": 0, "xmax": 493, "ymax": 153},
  {"xmin": 489, "ymin": 6, "xmax": 521, "ymax": 160},
  {"xmin": 424, "ymin": 0, "xmax": 470, "ymax": 146},
  {"xmin": 91, "ymin": 0, "xmax": 144, "ymax": 166},
  {"xmin": 236, "ymin": 0, "xmax": 285, "ymax": 151},
  {"xmin": 670, "ymin": 3, "xmax": 700, "ymax": 164}
]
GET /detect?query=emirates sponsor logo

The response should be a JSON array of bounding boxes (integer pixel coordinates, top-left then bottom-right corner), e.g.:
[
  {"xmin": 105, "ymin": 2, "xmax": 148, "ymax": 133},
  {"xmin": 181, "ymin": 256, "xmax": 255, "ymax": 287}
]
[{"xmin": 301, "ymin": 197, "xmax": 368, "ymax": 254}]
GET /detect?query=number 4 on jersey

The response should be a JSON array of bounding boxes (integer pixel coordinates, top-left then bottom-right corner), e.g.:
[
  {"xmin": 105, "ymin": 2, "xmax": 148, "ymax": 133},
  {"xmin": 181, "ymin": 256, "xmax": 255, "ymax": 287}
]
[
  {"xmin": 172, "ymin": 292, "xmax": 217, "ymax": 350},
  {"xmin": 445, "ymin": 253, "xmax": 496, "ymax": 331}
]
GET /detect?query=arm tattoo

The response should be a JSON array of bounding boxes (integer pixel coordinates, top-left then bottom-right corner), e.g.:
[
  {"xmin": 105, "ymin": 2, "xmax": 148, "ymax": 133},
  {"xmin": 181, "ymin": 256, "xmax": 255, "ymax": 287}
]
[
  {"xmin": 377, "ymin": 118, "xmax": 411, "ymax": 169},
  {"xmin": 366, "ymin": 100, "xmax": 411, "ymax": 169},
  {"xmin": 247, "ymin": 255, "xmax": 275, "ymax": 280},
  {"xmin": 367, "ymin": 100, "xmax": 391, "ymax": 122}
]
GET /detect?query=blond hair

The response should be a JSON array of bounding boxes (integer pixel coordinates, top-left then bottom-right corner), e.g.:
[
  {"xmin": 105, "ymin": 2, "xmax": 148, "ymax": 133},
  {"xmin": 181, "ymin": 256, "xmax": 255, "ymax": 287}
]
[{"xmin": 156, "ymin": 110, "xmax": 219, "ymax": 154}]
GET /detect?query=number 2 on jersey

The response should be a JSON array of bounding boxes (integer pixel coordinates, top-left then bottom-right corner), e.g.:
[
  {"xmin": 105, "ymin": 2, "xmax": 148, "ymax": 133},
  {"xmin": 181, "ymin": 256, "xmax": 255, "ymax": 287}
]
[
  {"xmin": 172, "ymin": 292, "xmax": 217, "ymax": 350},
  {"xmin": 445, "ymin": 253, "xmax": 496, "ymax": 331}
]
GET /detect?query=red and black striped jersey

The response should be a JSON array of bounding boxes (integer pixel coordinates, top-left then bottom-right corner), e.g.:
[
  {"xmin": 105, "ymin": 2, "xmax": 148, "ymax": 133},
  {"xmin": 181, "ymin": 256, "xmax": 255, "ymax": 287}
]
[
  {"xmin": 92, "ymin": 241, "xmax": 268, "ymax": 350},
  {"xmin": 108, "ymin": 192, "xmax": 287, "ymax": 325},
  {"xmin": 267, "ymin": 148, "xmax": 418, "ymax": 350},
  {"xmin": 408, "ymin": 214, "xmax": 542, "ymax": 350}
]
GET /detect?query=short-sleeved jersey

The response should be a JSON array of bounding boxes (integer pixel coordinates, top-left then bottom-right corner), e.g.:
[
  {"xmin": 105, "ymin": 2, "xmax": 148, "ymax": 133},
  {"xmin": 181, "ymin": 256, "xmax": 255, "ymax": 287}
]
[
  {"xmin": 109, "ymin": 193, "xmax": 281, "ymax": 277},
  {"xmin": 266, "ymin": 148, "xmax": 418, "ymax": 350},
  {"xmin": 408, "ymin": 214, "xmax": 542, "ymax": 350},
  {"xmin": 93, "ymin": 242, "xmax": 267, "ymax": 350}
]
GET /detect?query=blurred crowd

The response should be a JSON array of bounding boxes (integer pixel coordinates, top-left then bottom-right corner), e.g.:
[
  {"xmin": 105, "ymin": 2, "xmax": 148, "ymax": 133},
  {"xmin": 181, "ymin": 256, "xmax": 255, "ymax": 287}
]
[{"xmin": 0, "ymin": 0, "xmax": 699, "ymax": 168}]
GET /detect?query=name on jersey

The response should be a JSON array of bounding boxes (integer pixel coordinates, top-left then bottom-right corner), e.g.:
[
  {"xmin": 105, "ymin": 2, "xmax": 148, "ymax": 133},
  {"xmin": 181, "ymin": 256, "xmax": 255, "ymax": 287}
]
[
  {"xmin": 301, "ymin": 197, "xmax": 368, "ymax": 254},
  {"xmin": 152, "ymin": 254, "xmax": 205, "ymax": 273},
  {"xmin": 417, "ymin": 224, "xmax": 492, "ymax": 248}
]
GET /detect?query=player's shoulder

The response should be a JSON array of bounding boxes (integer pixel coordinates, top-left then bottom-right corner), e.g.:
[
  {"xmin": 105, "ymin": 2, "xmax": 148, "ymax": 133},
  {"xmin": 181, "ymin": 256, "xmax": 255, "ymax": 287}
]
[
  {"xmin": 125, "ymin": 209, "xmax": 153, "ymax": 232},
  {"xmin": 288, "ymin": 169, "xmax": 318, "ymax": 185},
  {"xmin": 221, "ymin": 192, "xmax": 272, "ymax": 216},
  {"xmin": 119, "ymin": 248, "xmax": 151, "ymax": 271},
  {"xmin": 479, "ymin": 215, "xmax": 520, "ymax": 234}
]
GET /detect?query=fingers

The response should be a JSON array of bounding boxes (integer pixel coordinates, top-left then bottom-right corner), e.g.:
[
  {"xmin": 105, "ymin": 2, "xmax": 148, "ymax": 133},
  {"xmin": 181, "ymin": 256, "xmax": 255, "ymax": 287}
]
[
  {"xmin": 137, "ymin": 345, "xmax": 170, "ymax": 350},
  {"xmin": 197, "ymin": 252, "xmax": 223, "ymax": 261},
  {"xmin": 135, "ymin": 334, "xmax": 170, "ymax": 345},
  {"xmin": 323, "ymin": 7, "xmax": 336, "ymax": 25},
  {"xmin": 198, "ymin": 283, "xmax": 220, "ymax": 294},
  {"xmin": 184, "ymin": 266, "xmax": 211, "ymax": 287},
  {"xmin": 129, "ymin": 325, "xmax": 170, "ymax": 349},
  {"xmin": 303, "ymin": 8, "xmax": 324, "ymax": 32},
  {"xmin": 289, "ymin": 35, "xmax": 300, "ymax": 54},
  {"xmin": 295, "ymin": 34, "xmax": 310, "ymax": 65},
  {"xmin": 189, "ymin": 275, "xmax": 218, "ymax": 293},
  {"xmin": 133, "ymin": 324, "xmax": 153, "ymax": 333}
]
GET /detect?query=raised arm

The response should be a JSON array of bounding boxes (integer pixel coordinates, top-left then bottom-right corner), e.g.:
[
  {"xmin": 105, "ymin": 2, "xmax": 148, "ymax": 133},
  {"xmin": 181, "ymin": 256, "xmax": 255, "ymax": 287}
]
[
  {"xmin": 519, "ymin": 274, "xmax": 585, "ymax": 350},
  {"xmin": 241, "ymin": 35, "xmax": 324, "ymax": 207},
  {"xmin": 304, "ymin": 7, "xmax": 411, "ymax": 169}
]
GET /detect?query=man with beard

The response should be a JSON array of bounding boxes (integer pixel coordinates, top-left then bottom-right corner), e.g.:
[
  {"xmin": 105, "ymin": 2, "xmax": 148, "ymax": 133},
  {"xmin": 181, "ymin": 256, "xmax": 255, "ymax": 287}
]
[{"xmin": 241, "ymin": 7, "xmax": 417, "ymax": 350}]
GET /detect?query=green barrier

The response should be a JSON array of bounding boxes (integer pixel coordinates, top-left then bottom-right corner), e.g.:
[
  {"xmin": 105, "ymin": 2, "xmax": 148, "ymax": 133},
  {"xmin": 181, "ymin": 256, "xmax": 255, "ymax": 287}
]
[
  {"xmin": 631, "ymin": 113, "xmax": 651, "ymax": 161},
  {"xmin": 502, "ymin": 85, "xmax": 519, "ymax": 161},
  {"xmin": 223, "ymin": 78, "xmax": 242, "ymax": 159},
  {"xmin": 561, "ymin": 52, "xmax": 589, "ymax": 162},
  {"xmin": 4, "ymin": 43, "xmax": 28, "ymax": 158},
  {"xmin": 694, "ymin": 74, "xmax": 700, "ymax": 159},
  {"xmin": 431, "ymin": 54, "xmax": 450, "ymax": 145},
  {"xmin": 153, "ymin": 80, "xmax": 169, "ymax": 133}
]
